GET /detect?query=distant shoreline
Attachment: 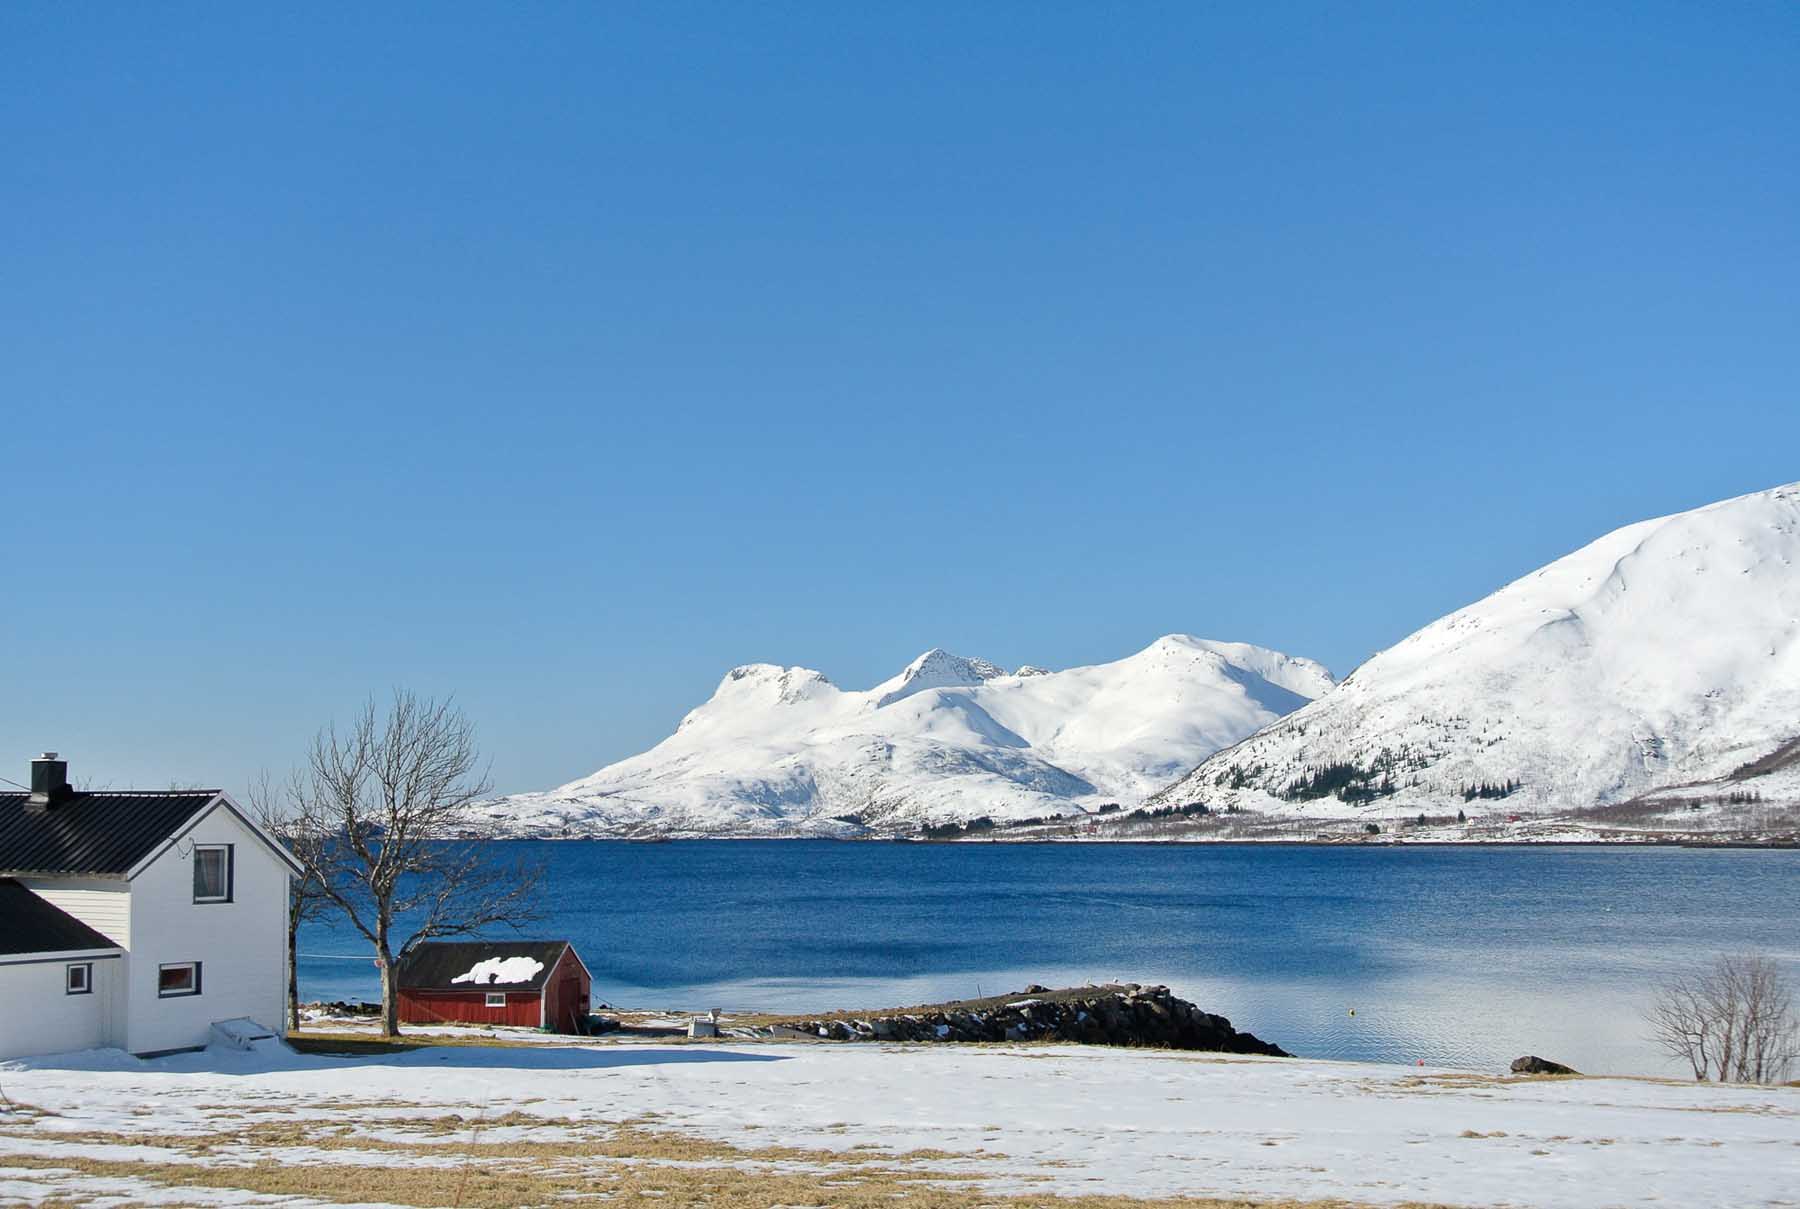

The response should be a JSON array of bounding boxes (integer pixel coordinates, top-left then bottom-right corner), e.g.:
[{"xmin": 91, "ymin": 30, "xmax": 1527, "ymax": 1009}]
[{"xmin": 474, "ymin": 833, "xmax": 1800, "ymax": 849}]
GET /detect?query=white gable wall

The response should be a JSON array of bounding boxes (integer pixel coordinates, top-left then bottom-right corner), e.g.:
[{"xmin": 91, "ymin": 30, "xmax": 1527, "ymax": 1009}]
[
  {"xmin": 0, "ymin": 952, "xmax": 124, "ymax": 1057},
  {"xmin": 123, "ymin": 803, "xmax": 290, "ymax": 1055}
]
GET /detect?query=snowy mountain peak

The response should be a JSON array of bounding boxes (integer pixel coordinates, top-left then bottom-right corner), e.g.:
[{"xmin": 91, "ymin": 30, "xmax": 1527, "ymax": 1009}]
[
  {"xmin": 872, "ymin": 648, "xmax": 1007, "ymax": 709},
  {"xmin": 1151, "ymin": 480, "xmax": 1800, "ymax": 824},
  {"xmin": 482, "ymin": 634, "xmax": 1334, "ymax": 838},
  {"xmin": 677, "ymin": 663, "xmax": 838, "ymax": 730},
  {"xmin": 1129, "ymin": 635, "xmax": 1338, "ymax": 703}
]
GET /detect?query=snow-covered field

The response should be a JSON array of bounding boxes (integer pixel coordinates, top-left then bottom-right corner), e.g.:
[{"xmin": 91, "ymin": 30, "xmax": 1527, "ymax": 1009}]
[{"xmin": 2, "ymin": 1034, "xmax": 1794, "ymax": 1208}]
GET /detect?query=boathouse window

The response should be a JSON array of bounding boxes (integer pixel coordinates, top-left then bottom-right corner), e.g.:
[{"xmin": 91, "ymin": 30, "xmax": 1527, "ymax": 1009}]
[
  {"xmin": 485, "ymin": 992, "xmax": 506, "ymax": 1007},
  {"xmin": 66, "ymin": 963, "xmax": 92, "ymax": 995}
]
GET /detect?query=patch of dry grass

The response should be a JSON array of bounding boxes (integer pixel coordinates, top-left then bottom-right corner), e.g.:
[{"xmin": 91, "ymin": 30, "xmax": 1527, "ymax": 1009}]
[
  {"xmin": 287, "ymin": 1029, "xmax": 565, "ymax": 1055},
  {"xmin": 1393, "ymin": 1072, "xmax": 1588, "ymax": 1091},
  {"xmin": 0, "ymin": 1151, "xmax": 1455, "ymax": 1209},
  {"xmin": 12, "ymin": 1114, "xmax": 987, "ymax": 1170},
  {"xmin": 0, "ymin": 1099, "xmax": 1466, "ymax": 1209},
  {"xmin": 0, "ymin": 1099, "xmax": 53, "ymax": 1124}
]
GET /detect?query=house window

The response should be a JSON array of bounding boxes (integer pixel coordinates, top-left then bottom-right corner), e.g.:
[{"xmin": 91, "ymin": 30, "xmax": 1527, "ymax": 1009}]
[
  {"xmin": 66, "ymin": 963, "xmax": 92, "ymax": 995},
  {"xmin": 193, "ymin": 844, "xmax": 233, "ymax": 903},
  {"xmin": 159, "ymin": 962, "xmax": 201, "ymax": 997},
  {"xmin": 485, "ymin": 992, "xmax": 506, "ymax": 1008}
]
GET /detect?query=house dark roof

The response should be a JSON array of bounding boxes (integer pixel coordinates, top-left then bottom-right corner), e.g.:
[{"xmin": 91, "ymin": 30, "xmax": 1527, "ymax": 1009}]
[
  {"xmin": 0, "ymin": 878, "xmax": 122, "ymax": 955},
  {"xmin": 0, "ymin": 792, "xmax": 220, "ymax": 877},
  {"xmin": 395, "ymin": 940, "xmax": 573, "ymax": 991}
]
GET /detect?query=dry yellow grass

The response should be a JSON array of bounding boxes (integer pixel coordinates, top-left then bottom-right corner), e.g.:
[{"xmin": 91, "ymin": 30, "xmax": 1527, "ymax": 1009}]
[
  {"xmin": 17, "ymin": 1115, "xmax": 987, "ymax": 1169},
  {"xmin": 287, "ymin": 1029, "xmax": 571, "ymax": 1055},
  {"xmin": 0, "ymin": 1151, "xmax": 1452, "ymax": 1209},
  {"xmin": 1393, "ymin": 1072, "xmax": 1590, "ymax": 1091},
  {"xmin": 0, "ymin": 1100, "xmax": 1461, "ymax": 1209},
  {"xmin": 0, "ymin": 1099, "xmax": 53, "ymax": 1122}
]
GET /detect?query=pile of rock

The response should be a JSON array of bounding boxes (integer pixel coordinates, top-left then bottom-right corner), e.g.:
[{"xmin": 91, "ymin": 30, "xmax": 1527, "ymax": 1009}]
[
  {"xmin": 750, "ymin": 983, "xmax": 1288, "ymax": 1056},
  {"xmin": 304, "ymin": 1000, "xmax": 381, "ymax": 1018}
]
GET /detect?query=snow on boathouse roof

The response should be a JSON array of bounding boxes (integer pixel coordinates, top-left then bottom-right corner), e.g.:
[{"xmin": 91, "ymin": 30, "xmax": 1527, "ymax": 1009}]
[
  {"xmin": 394, "ymin": 940, "xmax": 574, "ymax": 991},
  {"xmin": 453, "ymin": 956, "xmax": 545, "ymax": 986}
]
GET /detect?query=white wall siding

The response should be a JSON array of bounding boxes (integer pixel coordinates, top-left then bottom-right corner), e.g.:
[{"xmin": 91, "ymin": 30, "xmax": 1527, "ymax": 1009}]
[
  {"xmin": 124, "ymin": 805, "xmax": 290, "ymax": 1055},
  {"xmin": 18, "ymin": 878, "xmax": 130, "ymax": 948},
  {"xmin": 0, "ymin": 954, "xmax": 121, "ymax": 1059}
]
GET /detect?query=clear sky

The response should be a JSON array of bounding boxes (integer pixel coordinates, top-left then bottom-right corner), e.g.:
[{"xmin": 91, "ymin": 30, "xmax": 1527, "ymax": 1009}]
[{"xmin": 2, "ymin": 3, "xmax": 1795, "ymax": 799}]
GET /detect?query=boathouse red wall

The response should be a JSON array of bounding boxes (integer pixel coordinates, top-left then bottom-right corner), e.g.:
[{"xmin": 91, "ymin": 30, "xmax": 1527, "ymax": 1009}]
[
  {"xmin": 398, "ymin": 985, "xmax": 545, "ymax": 1028},
  {"xmin": 540, "ymin": 947, "xmax": 591, "ymax": 1033},
  {"xmin": 396, "ymin": 948, "xmax": 592, "ymax": 1032}
]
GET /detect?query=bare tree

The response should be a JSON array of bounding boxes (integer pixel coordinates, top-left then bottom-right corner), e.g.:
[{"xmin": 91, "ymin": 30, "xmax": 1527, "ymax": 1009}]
[
  {"xmin": 245, "ymin": 769, "xmax": 335, "ymax": 1033},
  {"xmin": 1648, "ymin": 971, "xmax": 1714, "ymax": 1081},
  {"xmin": 291, "ymin": 691, "xmax": 542, "ymax": 1037},
  {"xmin": 1649, "ymin": 953, "xmax": 1800, "ymax": 1084}
]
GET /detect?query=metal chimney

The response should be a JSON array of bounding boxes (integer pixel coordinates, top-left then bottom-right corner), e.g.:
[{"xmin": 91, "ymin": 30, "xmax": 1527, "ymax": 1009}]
[{"xmin": 26, "ymin": 752, "xmax": 71, "ymax": 812}]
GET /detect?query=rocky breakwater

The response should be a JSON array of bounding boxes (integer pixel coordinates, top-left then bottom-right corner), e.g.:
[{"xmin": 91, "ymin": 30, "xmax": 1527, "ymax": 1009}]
[{"xmin": 753, "ymin": 983, "xmax": 1289, "ymax": 1055}]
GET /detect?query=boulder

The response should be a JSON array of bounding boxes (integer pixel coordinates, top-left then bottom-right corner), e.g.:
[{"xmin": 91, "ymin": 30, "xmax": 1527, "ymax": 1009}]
[{"xmin": 1510, "ymin": 1055, "xmax": 1579, "ymax": 1076}]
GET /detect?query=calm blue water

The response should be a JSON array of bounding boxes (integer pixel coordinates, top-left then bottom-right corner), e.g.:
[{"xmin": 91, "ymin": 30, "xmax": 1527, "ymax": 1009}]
[{"xmin": 298, "ymin": 841, "xmax": 1799, "ymax": 1076}]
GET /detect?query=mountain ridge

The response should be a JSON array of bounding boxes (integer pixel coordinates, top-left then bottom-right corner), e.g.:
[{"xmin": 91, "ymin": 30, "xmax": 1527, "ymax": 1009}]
[
  {"xmin": 1146, "ymin": 481, "xmax": 1800, "ymax": 831},
  {"xmin": 478, "ymin": 635, "xmax": 1335, "ymax": 838}
]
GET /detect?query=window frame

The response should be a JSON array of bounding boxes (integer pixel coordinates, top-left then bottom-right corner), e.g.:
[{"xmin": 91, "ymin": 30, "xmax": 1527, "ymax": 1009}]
[
  {"xmin": 193, "ymin": 843, "xmax": 234, "ymax": 904},
  {"xmin": 158, "ymin": 961, "xmax": 202, "ymax": 998},
  {"xmin": 65, "ymin": 962, "xmax": 93, "ymax": 995},
  {"xmin": 484, "ymin": 991, "xmax": 507, "ymax": 1008}
]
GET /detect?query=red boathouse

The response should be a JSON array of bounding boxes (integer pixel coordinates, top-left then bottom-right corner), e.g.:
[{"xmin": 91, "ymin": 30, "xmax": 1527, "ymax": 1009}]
[{"xmin": 395, "ymin": 940, "xmax": 593, "ymax": 1033}]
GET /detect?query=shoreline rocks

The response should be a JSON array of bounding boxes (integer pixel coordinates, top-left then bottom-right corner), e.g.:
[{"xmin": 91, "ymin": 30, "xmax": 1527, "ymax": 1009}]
[
  {"xmin": 749, "ymin": 983, "xmax": 1289, "ymax": 1056},
  {"xmin": 303, "ymin": 1000, "xmax": 382, "ymax": 1018}
]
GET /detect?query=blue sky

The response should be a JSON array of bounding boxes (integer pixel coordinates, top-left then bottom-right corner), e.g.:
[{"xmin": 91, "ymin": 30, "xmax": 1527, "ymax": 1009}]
[{"xmin": 2, "ymin": 3, "xmax": 1795, "ymax": 797}]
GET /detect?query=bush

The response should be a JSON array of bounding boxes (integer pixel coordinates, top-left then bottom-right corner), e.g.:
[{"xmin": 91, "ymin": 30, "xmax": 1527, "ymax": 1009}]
[{"xmin": 1648, "ymin": 953, "xmax": 1799, "ymax": 1083}]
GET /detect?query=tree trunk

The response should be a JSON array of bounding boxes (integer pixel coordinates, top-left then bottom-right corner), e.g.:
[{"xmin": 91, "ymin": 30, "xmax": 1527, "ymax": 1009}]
[
  {"xmin": 287, "ymin": 915, "xmax": 301, "ymax": 1033},
  {"xmin": 378, "ymin": 942, "xmax": 399, "ymax": 1038}
]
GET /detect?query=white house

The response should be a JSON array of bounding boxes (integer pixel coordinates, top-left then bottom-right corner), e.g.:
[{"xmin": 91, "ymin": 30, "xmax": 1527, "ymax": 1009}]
[{"xmin": 0, "ymin": 753, "xmax": 299, "ymax": 1060}]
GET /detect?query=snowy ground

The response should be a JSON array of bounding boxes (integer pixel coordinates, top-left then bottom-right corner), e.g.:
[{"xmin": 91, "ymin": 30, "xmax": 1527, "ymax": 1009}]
[{"xmin": 1, "ymin": 1032, "xmax": 1794, "ymax": 1208}]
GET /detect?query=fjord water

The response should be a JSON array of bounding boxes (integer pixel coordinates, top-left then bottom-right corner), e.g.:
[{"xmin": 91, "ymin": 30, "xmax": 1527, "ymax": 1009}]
[{"xmin": 298, "ymin": 841, "xmax": 1798, "ymax": 1076}]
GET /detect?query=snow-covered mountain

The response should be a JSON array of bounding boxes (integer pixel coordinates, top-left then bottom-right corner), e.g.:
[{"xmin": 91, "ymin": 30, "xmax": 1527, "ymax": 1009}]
[
  {"xmin": 480, "ymin": 636, "xmax": 1335, "ymax": 837},
  {"xmin": 1150, "ymin": 482, "xmax": 1800, "ymax": 824}
]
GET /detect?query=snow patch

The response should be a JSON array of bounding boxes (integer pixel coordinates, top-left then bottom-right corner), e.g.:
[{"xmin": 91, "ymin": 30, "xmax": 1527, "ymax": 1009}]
[{"xmin": 449, "ymin": 957, "xmax": 545, "ymax": 986}]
